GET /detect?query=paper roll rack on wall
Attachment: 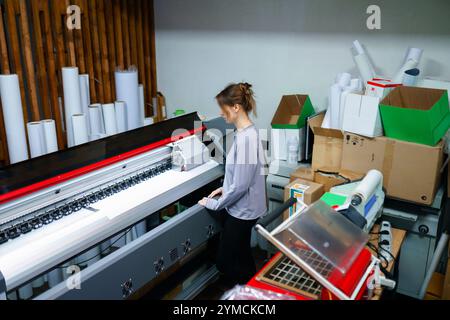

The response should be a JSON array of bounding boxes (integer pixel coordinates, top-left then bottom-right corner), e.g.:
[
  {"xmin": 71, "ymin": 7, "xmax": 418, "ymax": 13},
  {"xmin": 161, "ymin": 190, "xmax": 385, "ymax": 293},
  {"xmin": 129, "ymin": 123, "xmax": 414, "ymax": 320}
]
[{"xmin": 0, "ymin": 0, "xmax": 159, "ymax": 167}]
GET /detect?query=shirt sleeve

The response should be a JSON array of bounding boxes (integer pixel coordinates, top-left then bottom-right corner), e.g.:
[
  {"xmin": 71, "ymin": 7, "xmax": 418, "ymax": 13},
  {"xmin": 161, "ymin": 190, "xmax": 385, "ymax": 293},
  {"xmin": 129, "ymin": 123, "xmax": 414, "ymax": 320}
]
[{"xmin": 205, "ymin": 133, "xmax": 258, "ymax": 211}]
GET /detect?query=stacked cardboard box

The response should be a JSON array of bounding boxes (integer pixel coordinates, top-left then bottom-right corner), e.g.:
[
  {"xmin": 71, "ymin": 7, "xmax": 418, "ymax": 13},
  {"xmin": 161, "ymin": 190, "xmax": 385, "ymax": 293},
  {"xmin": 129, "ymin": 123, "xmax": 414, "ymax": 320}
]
[{"xmin": 271, "ymin": 95, "xmax": 315, "ymax": 162}]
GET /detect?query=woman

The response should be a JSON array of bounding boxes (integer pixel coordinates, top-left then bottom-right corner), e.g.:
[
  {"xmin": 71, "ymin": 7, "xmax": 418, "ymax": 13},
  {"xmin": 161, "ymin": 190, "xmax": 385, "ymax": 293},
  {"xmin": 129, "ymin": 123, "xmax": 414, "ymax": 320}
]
[{"xmin": 198, "ymin": 82, "xmax": 267, "ymax": 285}]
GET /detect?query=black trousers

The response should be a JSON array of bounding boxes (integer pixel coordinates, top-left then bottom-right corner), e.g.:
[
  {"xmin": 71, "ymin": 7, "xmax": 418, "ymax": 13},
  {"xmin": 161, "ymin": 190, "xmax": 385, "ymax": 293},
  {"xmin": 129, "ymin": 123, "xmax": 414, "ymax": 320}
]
[{"xmin": 216, "ymin": 211, "xmax": 258, "ymax": 285}]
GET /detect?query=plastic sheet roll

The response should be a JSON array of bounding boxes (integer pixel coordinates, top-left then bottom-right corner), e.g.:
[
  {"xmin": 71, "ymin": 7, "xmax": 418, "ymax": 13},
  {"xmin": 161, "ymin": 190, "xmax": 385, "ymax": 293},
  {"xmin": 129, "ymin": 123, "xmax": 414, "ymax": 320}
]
[
  {"xmin": 76, "ymin": 247, "xmax": 101, "ymax": 268},
  {"xmin": 62, "ymin": 67, "xmax": 83, "ymax": 147},
  {"xmin": 402, "ymin": 68, "xmax": 420, "ymax": 86},
  {"xmin": 352, "ymin": 170, "xmax": 383, "ymax": 203},
  {"xmin": 88, "ymin": 104, "xmax": 104, "ymax": 135},
  {"xmin": 79, "ymin": 74, "xmax": 91, "ymax": 135},
  {"xmin": 394, "ymin": 59, "xmax": 419, "ymax": 83},
  {"xmin": 0, "ymin": 74, "xmax": 29, "ymax": 164},
  {"xmin": 102, "ymin": 103, "xmax": 118, "ymax": 136},
  {"xmin": 18, "ymin": 284, "xmax": 33, "ymax": 300},
  {"xmin": 42, "ymin": 119, "xmax": 58, "ymax": 154},
  {"xmin": 138, "ymin": 84, "xmax": 145, "ymax": 127},
  {"xmin": 135, "ymin": 221, "xmax": 147, "ymax": 238},
  {"xmin": 353, "ymin": 54, "xmax": 375, "ymax": 85},
  {"xmin": 47, "ymin": 269, "xmax": 63, "ymax": 288},
  {"xmin": 329, "ymin": 84, "xmax": 342, "ymax": 129},
  {"xmin": 32, "ymin": 276, "xmax": 45, "ymax": 289},
  {"xmin": 72, "ymin": 114, "xmax": 89, "ymax": 146},
  {"xmin": 114, "ymin": 101, "xmax": 128, "ymax": 133},
  {"xmin": 115, "ymin": 69, "xmax": 141, "ymax": 130},
  {"xmin": 27, "ymin": 122, "xmax": 46, "ymax": 158},
  {"xmin": 404, "ymin": 47, "xmax": 423, "ymax": 64}
]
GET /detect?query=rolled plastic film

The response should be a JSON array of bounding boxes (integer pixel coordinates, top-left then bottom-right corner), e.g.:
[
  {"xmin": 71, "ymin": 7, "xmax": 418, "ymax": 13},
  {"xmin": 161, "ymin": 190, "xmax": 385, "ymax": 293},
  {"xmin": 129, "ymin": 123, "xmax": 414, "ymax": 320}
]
[
  {"xmin": 62, "ymin": 67, "xmax": 83, "ymax": 147},
  {"xmin": 72, "ymin": 114, "xmax": 89, "ymax": 146},
  {"xmin": 0, "ymin": 74, "xmax": 29, "ymax": 164},
  {"xmin": 27, "ymin": 122, "xmax": 46, "ymax": 158},
  {"xmin": 42, "ymin": 119, "xmax": 58, "ymax": 154},
  {"xmin": 114, "ymin": 101, "xmax": 128, "ymax": 134},
  {"xmin": 102, "ymin": 103, "xmax": 118, "ymax": 136},
  {"xmin": 115, "ymin": 68, "xmax": 140, "ymax": 130}
]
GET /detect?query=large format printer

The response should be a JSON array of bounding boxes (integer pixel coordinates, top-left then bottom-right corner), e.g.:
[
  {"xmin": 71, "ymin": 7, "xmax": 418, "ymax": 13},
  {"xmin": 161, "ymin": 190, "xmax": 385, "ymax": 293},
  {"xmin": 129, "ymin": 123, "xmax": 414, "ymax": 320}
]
[{"xmin": 0, "ymin": 113, "xmax": 227, "ymax": 300}]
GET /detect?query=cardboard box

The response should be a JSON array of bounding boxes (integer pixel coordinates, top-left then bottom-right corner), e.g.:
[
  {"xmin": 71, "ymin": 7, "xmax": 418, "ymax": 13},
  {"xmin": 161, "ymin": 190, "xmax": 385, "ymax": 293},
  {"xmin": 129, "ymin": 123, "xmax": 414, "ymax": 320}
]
[
  {"xmin": 272, "ymin": 95, "xmax": 315, "ymax": 130},
  {"xmin": 365, "ymin": 79, "xmax": 402, "ymax": 99},
  {"xmin": 342, "ymin": 93, "xmax": 383, "ymax": 138},
  {"xmin": 308, "ymin": 113, "xmax": 343, "ymax": 170},
  {"xmin": 290, "ymin": 167, "xmax": 315, "ymax": 182},
  {"xmin": 271, "ymin": 95, "xmax": 315, "ymax": 161},
  {"xmin": 341, "ymin": 133, "xmax": 444, "ymax": 205},
  {"xmin": 314, "ymin": 167, "xmax": 364, "ymax": 192},
  {"xmin": 157, "ymin": 92, "xmax": 167, "ymax": 121},
  {"xmin": 284, "ymin": 179, "xmax": 324, "ymax": 220},
  {"xmin": 380, "ymin": 86, "xmax": 450, "ymax": 146}
]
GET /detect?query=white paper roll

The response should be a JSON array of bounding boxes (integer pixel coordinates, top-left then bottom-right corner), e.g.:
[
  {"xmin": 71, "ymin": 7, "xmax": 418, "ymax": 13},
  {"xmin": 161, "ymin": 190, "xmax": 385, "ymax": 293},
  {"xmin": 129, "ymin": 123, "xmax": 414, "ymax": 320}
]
[
  {"xmin": 114, "ymin": 101, "xmax": 128, "ymax": 133},
  {"xmin": 88, "ymin": 103, "xmax": 104, "ymax": 135},
  {"xmin": 394, "ymin": 59, "xmax": 419, "ymax": 83},
  {"xmin": 0, "ymin": 74, "xmax": 29, "ymax": 164},
  {"xmin": 42, "ymin": 119, "xmax": 58, "ymax": 154},
  {"xmin": 27, "ymin": 122, "xmax": 46, "ymax": 158},
  {"xmin": 404, "ymin": 47, "xmax": 423, "ymax": 64},
  {"xmin": 135, "ymin": 221, "xmax": 147, "ymax": 238},
  {"xmin": 62, "ymin": 67, "xmax": 83, "ymax": 147},
  {"xmin": 354, "ymin": 53, "xmax": 375, "ymax": 85},
  {"xmin": 337, "ymin": 72, "xmax": 352, "ymax": 88},
  {"xmin": 352, "ymin": 170, "xmax": 383, "ymax": 202},
  {"xmin": 72, "ymin": 114, "xmax": 89, "ymax": 146},
  {"xmin": 329, "ymin": 84, "xmax": 342, "ymax": 129},
  {"xmin": 79, "ymin": 74, "xmax": 91, "ymax": 136},
  {"xmin": 102, "ymin": 103, "xmax": 118, "ymax": 136},
  {"xmin": 18, "ymin": 284, "xmax": 33, "ymax": 300},
  {"xmin": 32, "ymin": 276, "xmax": 45, "ymax": 289},
  {"xmin": 90, "ymin": 133, "xmax": 108, "ymax": 142},
  {"xmin": 47, "ymin": 269, "xmax": 63, "ymax": 288},
  {"xmin": 144, "ymin": 117, "xmax": 154, "ymax": 126},
  {"xmin": 402, "ymin": 71, "xmax": 419, "ymax": 87},
  {"xmin": 115, "ymin": 69, "xmax": 141, "ymax": 130},
  {"xmin": 138, "ymin": 84, "xmax": 145, "ymax": 127},
  {"xmin": 353, "ymin": 40, "xmax": 365, "ymax": 55},
  {"xmin": 76, "ymin": 247, "xmax": 101, "ymax": 268}
]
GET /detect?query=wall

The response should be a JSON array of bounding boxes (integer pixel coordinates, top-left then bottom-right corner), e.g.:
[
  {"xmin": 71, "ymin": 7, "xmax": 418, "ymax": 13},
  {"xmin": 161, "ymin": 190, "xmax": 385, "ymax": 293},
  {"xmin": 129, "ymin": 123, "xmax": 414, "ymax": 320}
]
[{"xmin": 154, "ymin": 0, "xmax": 450, "ymax": 129}]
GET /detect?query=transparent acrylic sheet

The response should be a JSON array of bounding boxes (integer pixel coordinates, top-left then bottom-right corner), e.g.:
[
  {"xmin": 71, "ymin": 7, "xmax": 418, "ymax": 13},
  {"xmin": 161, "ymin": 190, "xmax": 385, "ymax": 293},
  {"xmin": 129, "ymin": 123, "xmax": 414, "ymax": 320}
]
[{"xmin": 272, "ymin": 201, "xmax": 369, "ymax": 275}]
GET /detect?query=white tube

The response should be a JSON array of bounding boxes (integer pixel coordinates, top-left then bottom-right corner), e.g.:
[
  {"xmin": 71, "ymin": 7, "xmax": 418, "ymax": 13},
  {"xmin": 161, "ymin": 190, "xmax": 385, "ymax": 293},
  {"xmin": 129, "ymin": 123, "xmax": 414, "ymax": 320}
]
[
  {"xmin": 329, "ymin": 84, "xmax": 342, "ymax": 129},
  {"xmin": 144, "ymin": 117, "xmax": 154, "ymax": 126},
  {"xmin": 138, "ymin": 84, "xmax": 145, "ymax": 127},
  {"xmin": 135, "ymin": 221, "xmax": 147, "ymax": 238},
  {"xmin": 62, "ymin": 67, "xmax": 83, "ymax": 147},
  {"xmin": 393, "ymin": 59, "xmax": 419, "ymax": 84},
  {"xmin": 88, "ymin": 104, "xmax": 104, "ymax": 135},
  {"xmin": 0, "ymin": 74, "xmax": 29, "ymax": 164},
  {"xmin": 404, "ymin": 47, "xmax": 423, "ymax": 64},
  {"xmin": 102, "ymin": 103, "xmax": 118, "ymax": 136},
  {"xmin": 352, "ymin": 170, "xmax": 383, "ymax": 202},
  {"xmin": 114, "ymin": 101, "xmax": 128, "ymax": 133},
  {"xmin": 27, "ymin": 122, "xmax": 46, "ymax": 158},
  {"xmin": 76, "ymin": 247, "xmax": 101, "ymax": 268},
  {"xmin": 42, "ymin": 119, "xmax": 58, "ymax": 154},
  {"xmin": 32, "ymin": 277, "xmax": 45, "ymax": 289},
  {"xmin": 354, "ymin": 54, "xmax": 375, "ymax": 85},
  {"xmin": 90, "ymin": 133, "xmax": 108, "ymax": 142},
  {"xmin": 47, "ymin": 269, "xmax": 63, "ymax": 288},
  {"xmin": 79, "ymin": 74, "xmax": 91, "ymax": 136},
  {"xmin": 18, "ymin": 284, "xmax": 33, "ymax": 300},
  {"xmin": 337, "ymin": 72, "xmax": 352, "ymax": 88},
  {"xmin": 353, "ymin": 40, "xmax": 365, "ymax": 55},
  {"xmin": 115, "ymin": 69, "xmax": 141, "ymax": 130},
  {"xmin": 71, "ymin": 114, "xmax": 89, "ymax": 146}
]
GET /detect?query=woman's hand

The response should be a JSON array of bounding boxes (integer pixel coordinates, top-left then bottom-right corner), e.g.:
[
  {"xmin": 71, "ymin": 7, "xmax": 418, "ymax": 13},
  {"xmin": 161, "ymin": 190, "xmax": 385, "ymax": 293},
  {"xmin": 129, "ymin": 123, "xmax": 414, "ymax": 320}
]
[
  {"xmin": 208, "ymin": 188, "xmax": 223, "ymax": 199},
  {"xmin": 198, "ymin": 198, "xmax": 208, "ymax": 207}
]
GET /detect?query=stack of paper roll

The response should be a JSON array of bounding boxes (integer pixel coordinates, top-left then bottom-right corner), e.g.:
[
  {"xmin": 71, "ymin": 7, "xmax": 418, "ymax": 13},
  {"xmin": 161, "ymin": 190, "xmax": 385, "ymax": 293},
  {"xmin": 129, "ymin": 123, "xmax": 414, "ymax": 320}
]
[
  {"xmin": 0, "ymin": 74, "xmax": 29, "ymax": 164},
  {"xmin": 115, "ymin": 68, "xmax": 141, "ymax": 130},
  {"xmin": 26, "ymin": 120, "xmax": 59, "ymax": 158},
  {"xmin": 102, "ymin": 103, "xmax": 118, "ymax": 136},
  {"xmin": 115, "ymin": 101, "xmax": 128, "ymax": 133},
  {"xmin": 72, "ymin": 114, "xmax": 89, "ymax": 146},
  {"xmin": 62, "ymin": 67, "xmax": 83, "ymax": 147}
]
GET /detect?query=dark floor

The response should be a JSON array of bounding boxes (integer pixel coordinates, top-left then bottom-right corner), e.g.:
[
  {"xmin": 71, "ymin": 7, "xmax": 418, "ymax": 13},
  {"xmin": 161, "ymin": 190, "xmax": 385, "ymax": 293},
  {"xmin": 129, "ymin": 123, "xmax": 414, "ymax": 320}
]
[{"xmin": 194, "ymin": 247, "xmax": 271, "ymax": 300}]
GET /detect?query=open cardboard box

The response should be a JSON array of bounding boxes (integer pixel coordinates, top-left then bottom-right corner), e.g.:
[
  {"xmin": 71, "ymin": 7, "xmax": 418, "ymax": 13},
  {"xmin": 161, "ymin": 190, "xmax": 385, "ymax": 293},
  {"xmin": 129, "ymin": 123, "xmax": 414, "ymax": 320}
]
[
  {"xmin": 308, "ymin": 113, "xmax": 343, "ymax": 170},
  {"xmin": 271, "ymin": 95, "xmax": 315, "ymax": 161},
  {"xmin": 341, "ymin": 132, "xmax": 444, "ymax": 205},
  {"xmin": 380, "ymin": 86, "xmax": 450, "ymax": 146}
]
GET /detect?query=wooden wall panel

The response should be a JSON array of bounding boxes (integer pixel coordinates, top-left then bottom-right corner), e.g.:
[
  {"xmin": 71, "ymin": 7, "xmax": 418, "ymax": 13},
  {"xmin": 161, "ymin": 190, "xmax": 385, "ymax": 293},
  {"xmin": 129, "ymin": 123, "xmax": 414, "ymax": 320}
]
[{"xmin": 0, "ymin": 0, "xmax": 158, "ymax": 167}]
